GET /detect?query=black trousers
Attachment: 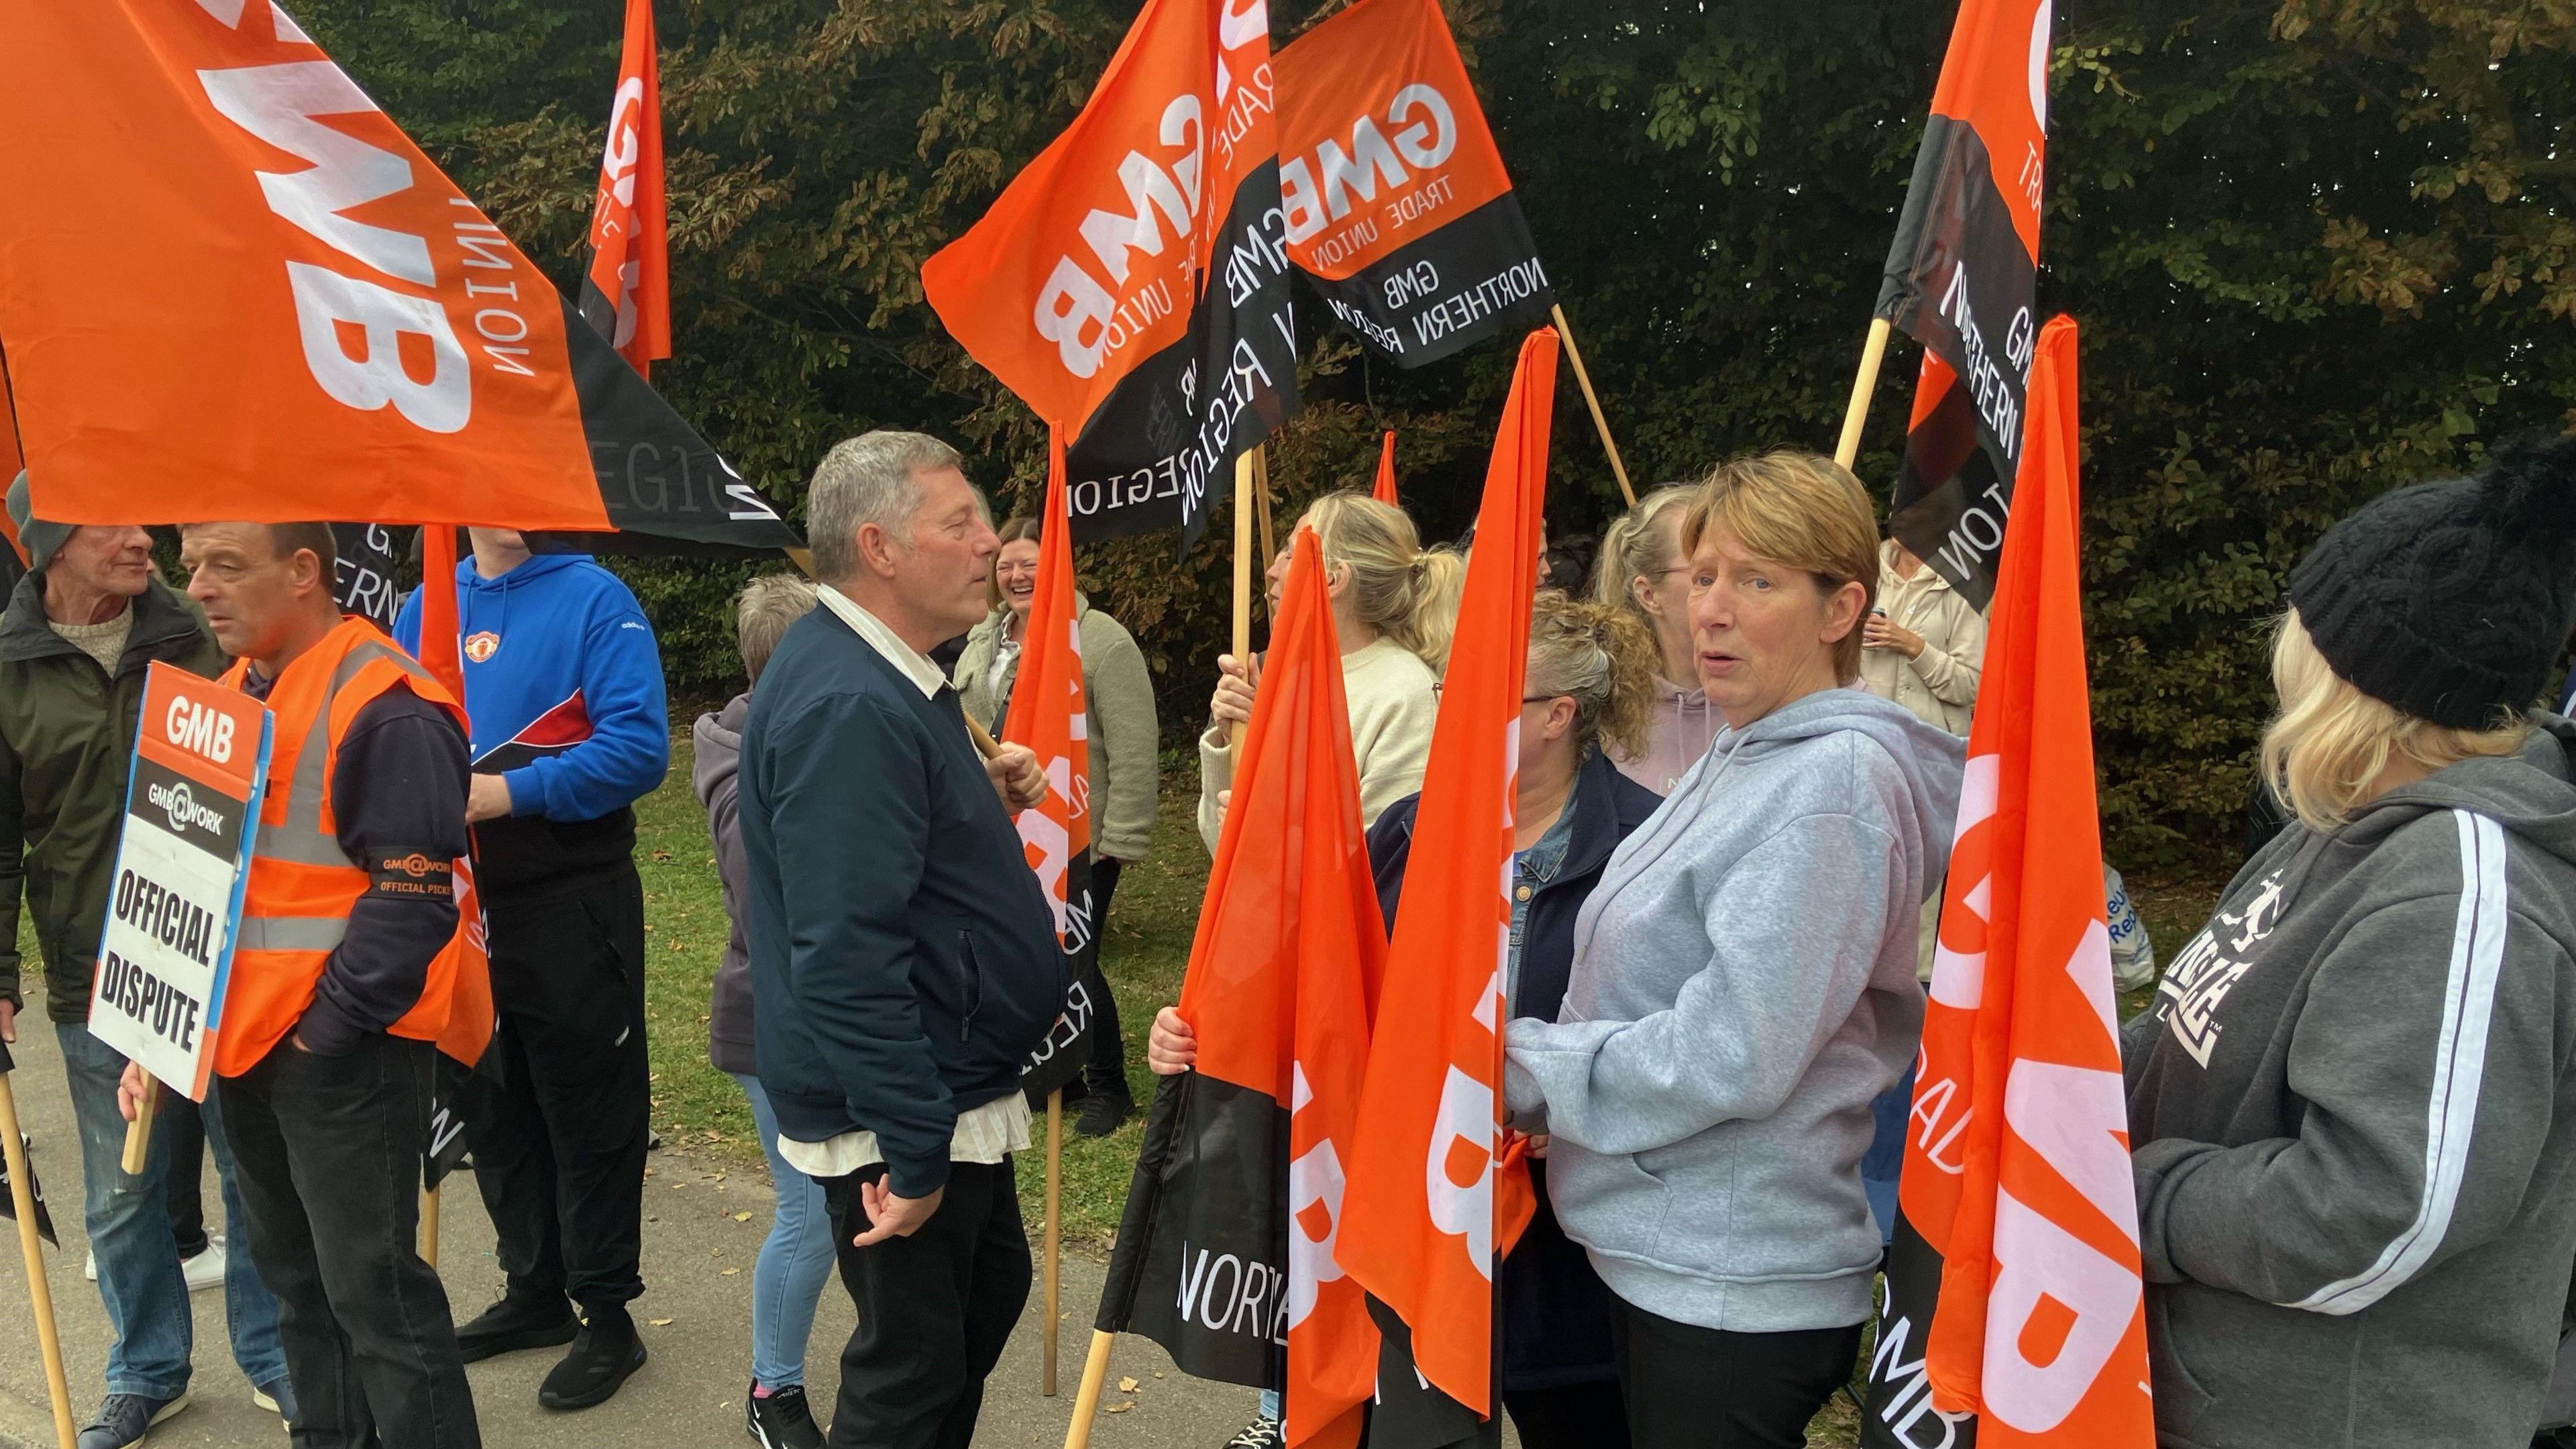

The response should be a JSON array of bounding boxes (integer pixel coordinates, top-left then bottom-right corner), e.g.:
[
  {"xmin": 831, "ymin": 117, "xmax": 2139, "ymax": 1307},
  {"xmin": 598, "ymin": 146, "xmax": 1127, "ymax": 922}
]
[
  {"xmin": 162, "ymin": 1091, "xmax": 210, "ymax": 1257},
  {"xmin": 1508, "ymin": 1379, "xmax": 1632, "ymax": 1449},
  {"xmin": 821, "ymin": 1158, "xmax": 1032, "ymax": 1449},
  {"xmin": 1084, "ymin": 859, "xmax": 1129, "ymax": 1099},
  {"xmin": 219, "ymin": 1035, "xmax": 480, "ymax": 1449},
  {"xmin": 464, "ymin": 869, "xmax": 651, "ymax": 1312},
  {"xmin": 1611, "ymin": 1298, "xmax": 1862, "ymax": 1449}
]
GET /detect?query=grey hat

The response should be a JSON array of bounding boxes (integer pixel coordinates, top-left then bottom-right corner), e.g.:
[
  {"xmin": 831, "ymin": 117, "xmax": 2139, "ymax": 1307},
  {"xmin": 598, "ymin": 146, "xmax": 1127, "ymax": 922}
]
[{"xmin": 5, "ymin": 471, "xmax": 72, "ymax": 573}]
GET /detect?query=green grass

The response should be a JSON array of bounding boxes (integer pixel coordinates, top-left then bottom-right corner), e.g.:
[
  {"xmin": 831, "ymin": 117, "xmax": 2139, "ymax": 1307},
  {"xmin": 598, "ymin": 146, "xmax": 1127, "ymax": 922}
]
[{"xmin": 635, "ymin": 729, "xmax": 1208, "ymax": 1245}]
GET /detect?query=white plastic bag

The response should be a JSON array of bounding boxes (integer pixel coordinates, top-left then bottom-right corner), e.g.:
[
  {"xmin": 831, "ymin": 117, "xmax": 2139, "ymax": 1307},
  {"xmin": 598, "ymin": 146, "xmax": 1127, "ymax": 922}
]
[{"xmin": 2105, "ymin": 865, "xmax": 2157, "ymax": 991}]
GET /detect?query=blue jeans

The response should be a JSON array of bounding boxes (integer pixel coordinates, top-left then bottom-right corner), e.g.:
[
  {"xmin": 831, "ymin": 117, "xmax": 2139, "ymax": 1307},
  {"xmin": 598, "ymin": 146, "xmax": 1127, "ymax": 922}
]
[
  {"xmin": 58, "ymin": 1022, "xmax": 286, "ymax": 1398},
  {"xmin": 734, "ymin": 1073, "xmax": 836, "ymax": 1391}
]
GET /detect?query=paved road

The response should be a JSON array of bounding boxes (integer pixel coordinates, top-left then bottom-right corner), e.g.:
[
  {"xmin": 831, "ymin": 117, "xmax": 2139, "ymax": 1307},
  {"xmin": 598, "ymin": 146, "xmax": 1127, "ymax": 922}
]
[{"xmin": 0, "ymin": 1008, "xmax": 1261, "ymax": 1449}]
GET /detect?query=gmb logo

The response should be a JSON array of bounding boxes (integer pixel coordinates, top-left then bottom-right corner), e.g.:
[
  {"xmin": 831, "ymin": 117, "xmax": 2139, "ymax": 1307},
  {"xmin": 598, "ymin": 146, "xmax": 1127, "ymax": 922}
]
[{"xmin": 146, "ymin": 781, "xmax": 226, "ymax": 839}]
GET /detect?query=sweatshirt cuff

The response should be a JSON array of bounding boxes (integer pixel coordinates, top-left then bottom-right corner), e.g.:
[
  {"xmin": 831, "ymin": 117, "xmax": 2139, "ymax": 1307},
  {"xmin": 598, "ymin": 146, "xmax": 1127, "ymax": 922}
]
[
  {"xmin": 501, "ymin": 764, "xmax": 549, "ymax": 818},
  {"xmin": 292, "ymin": 995, "xmax": 370, "ymax": 1058},
  {"xmin": 881, "ymin": 1148, "xmax": 954, "ymax": 1201}
]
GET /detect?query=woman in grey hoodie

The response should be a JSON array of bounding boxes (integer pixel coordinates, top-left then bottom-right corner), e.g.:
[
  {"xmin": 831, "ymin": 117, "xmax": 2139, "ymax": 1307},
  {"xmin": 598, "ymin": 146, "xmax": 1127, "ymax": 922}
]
[
  {"xmin": 1504, "ymin": 453, "xmax": 1964, "ymax": 1449},
  {"xmin": 2125, "ymin": 437, "xmax": 2576, "ymax": 1449},
  {"xmin": 698, "ymin": 574, "xmax": 834, "ymax": 1449}
]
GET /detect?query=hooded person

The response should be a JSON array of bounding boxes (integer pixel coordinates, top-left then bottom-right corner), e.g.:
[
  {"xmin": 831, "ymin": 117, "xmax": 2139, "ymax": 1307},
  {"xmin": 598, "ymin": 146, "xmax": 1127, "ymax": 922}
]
[
  {"xmin": 2125, "ymin": 433, "xmax": 2576, "ymax": 1449},
  {"xmin": 1501, "ymin": 453, "xmax": 1965, "ymax": 1449},
  {"xmin": 392, "ymin": 530, "xmax": 671, "ymax": 1411},
  {"xmin": 698, "ymin": 574, "xmax": 834, "ymax": 1449}
]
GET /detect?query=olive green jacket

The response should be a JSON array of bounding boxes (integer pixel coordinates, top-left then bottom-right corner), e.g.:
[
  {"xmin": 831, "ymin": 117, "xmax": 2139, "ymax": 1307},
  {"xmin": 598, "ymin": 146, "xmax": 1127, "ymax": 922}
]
[
  {"xmin": 952, "ymin": 596, "xmax": 1161, "ymax": 863},
  {"xmin": 1, "ymin": 574, "xmax": 226, "ymax": 1022}
]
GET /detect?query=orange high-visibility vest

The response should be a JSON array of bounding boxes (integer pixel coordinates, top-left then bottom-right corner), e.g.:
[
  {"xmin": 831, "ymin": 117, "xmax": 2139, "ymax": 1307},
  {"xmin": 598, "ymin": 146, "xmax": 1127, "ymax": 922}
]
[{"xmin": 215, "ymin": 617, "xmax": 493, "ymax": 1077}]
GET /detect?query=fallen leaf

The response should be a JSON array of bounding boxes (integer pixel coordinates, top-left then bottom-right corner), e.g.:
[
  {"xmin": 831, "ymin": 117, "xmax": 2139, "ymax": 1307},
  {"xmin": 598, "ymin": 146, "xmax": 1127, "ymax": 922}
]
[
  {"xmin": 649, "ymin": 1318, "xmax": 674, "ymax": 1327},
  {"xmin": 651, "ymin": 849, "xmax": 672, "ymax": 862},
  {"xmin": 722, "ymin": 1268, "xmax": 741, "ymax": 1276},
  {"xmin": 1105, "ymin": 1403, "xmax": 1133, "ymax": 1415},
  {"xmin": 733, "ymin": 1211, "xmax": 753, "ymax": 1222},
  {"xmin": 1118, "ymin": 1377, "xmax": 1140, "ymax": 1393}
]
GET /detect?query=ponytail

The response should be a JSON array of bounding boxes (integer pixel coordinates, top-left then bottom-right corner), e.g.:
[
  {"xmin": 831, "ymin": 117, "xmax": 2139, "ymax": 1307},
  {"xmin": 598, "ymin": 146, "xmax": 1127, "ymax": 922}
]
[
  {"xmin": 1302, "ymin": 490, "xmax": 1463, "ymax": 672},
  {"xmin": 1526, "ymin": 590, "xmax": 1660, "ymax": 759},
  {"xmin": 1594, "ymin": 484, "xmax": 1697, "ymax": 623}
]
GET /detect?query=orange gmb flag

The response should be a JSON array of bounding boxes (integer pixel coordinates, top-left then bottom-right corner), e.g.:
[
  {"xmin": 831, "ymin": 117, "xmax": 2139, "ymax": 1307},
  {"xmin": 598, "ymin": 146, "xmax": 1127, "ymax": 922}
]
[
  {"xmin": 0, "ymin": 0, "xmax": 790, "ymax": 550},
  {"xmin": 1001, "ymin": 431, "xmax": 1106, "ymax": 1101},
  {"xmin": 1338, "ymin": 327, "xmax": 1557, "ymax": 1415},
  {"xmin": 1876, "ymin": 0, "xmax": 2052, "ymax": 608},
  {"xmin": 1859, "ymin": 317, "xmax": 2155, "ymax": 1449},
  {"xmin": 1092, "ymin": 526, "xmax": 1383, "ymax": 1449},
  {"xmin": 1372, "ymin": 430, "xmax": 1399, "ymax": 506},
  {"xmin": 579, "ymin": 0, "xmax": 672, "ymax": 379},
  {"xmin": 1272, "ymin": 0, "xmax": 1553, "ymax": 368},
  {"xmin": 920, "ymin": 0, "xmax": 1299, "ymax": 547}
]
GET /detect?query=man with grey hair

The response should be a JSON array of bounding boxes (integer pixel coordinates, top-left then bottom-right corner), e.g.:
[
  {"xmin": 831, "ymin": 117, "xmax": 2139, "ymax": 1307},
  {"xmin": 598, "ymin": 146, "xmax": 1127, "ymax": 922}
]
[
  {"xmin": 741, "ymin": 432, "xmax": 1055, "ymax": 1449},
  {"xmin": 1, "ymin": 476, "xmax": 292, "ymax": 1448}
]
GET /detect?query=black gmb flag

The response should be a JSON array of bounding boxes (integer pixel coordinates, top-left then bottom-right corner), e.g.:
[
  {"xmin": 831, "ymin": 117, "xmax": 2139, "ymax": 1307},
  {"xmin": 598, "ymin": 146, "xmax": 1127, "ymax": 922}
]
[
  {"xmin": 1097, "ymin": 529, "xmax": 1385, "ymax": 1447},
  {"xmin": 1874, "ymin": 0, "xmax": 2053, "ymax": 610},
  {"xmin": 1273, "ymin": 0, "xmax": 1554, "ymax": 370},
  {"xmin": 922, "ymin": 0, "xmax": 1299, "ymax": 551},
  {"xmin": 331, "ymin": 524, "xmax": 413, "ymax": 629}
]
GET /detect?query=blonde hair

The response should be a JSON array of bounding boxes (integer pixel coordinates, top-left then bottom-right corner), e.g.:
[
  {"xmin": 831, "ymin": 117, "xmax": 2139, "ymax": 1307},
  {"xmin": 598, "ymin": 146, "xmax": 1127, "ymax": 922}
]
[
  {"xmin": 736, "ymin": 573, "xmax": 820, "ymax": 686},
  {"xmin": 1594, "ymin": 484, "xmax": 1696, "ymax": 618},
  {"xmin": 1526, "ymin": 590, "xmax": 1660, "ymax": 760},
  {"xmin": 2260, "ymin": 609, "xmax": 2531, "ymax": 831},
  {"xmin": 1680, "ymin": 451, "xmax": 1880, "ymax": 681},
  {"xmin": 1301, "ymin": 491, "xmax": 1465, "ymax": 671}
]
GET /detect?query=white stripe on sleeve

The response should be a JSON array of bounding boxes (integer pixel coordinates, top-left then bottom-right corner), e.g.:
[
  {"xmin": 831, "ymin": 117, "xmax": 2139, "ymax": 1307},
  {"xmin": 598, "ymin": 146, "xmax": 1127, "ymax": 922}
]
[{"xmin": 2294, "ymin": 809, "xmax": 2508, "ymax": 1316}]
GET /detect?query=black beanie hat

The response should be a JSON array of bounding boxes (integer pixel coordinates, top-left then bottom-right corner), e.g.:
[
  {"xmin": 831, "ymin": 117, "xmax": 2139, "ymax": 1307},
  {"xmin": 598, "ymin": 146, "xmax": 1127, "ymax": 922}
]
[{"xmin": 2289, "ymin": 434, "xmax": 2576, "ymax": 730}]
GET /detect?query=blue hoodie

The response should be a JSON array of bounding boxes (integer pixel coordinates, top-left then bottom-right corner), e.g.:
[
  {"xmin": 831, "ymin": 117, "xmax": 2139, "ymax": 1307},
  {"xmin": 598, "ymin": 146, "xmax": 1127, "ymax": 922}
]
[{"xmin": 396, "ymin": 552, "xmax": 669, "ymax": 898}]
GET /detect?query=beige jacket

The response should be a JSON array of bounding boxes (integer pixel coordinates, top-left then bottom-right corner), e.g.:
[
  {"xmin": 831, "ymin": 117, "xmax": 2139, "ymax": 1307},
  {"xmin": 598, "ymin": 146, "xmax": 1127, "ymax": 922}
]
[
  {"xmin": 952, "ymin": 596, "xmax": 1161, "ymax": 863},
  {"xmin": 1197, "ymin": 636, "xmax": 1438, "ymax": 855},
  {"xmin": 1857, "ymin": 541, "xmax": 1986, "ymax": 736}
]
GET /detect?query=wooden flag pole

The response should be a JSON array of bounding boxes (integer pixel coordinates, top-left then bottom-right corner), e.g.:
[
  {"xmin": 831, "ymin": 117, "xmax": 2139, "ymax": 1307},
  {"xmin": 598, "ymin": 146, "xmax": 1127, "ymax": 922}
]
[
  {"xmin": 1042, "ymin": 1089, "xmax": 1064, "ymax": 1396},
  {"xmin": 1061, "ymin": 1331, "xmax": 1118, "ymax": 1449},
  {"xmin": 120, "ymin": 1077, "xmax": 156, "ymax": 1177},
  {"xmin": 419, "ymin": 1186, "xmax": 441, "ymax": 1268},
  {"xmin": 1229, "ymin": 451, "xmax": 1254, "ymax": 753},
  {"xmin": 0, "ymin": 1073, "xmax": 79, "ymax": 1449},
  {"xmin": 1550, "ymin": 304, "xmax": 1635, "ymax": 506},
  {"xmin": 1252, "ymin": 447, "xmax": 1275, "ymax": 574},
  {"xmin": 1834, "ymin": 317, "xmax": 1894, "ymax": 470}
]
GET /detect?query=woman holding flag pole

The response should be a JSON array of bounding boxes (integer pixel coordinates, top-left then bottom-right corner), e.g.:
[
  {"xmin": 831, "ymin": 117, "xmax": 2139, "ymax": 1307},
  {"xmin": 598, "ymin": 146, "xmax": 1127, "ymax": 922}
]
[
  {"xmin": 1153, "ymin": 590, "xmax": 1666, "ymax": 1449},
  {"xmin": 1501, "ymin": 453, "xmax": 1964, "ymax": 1448},
  {"xmin": 1195, "ymin": 493, "xmax": 1452, "ymax": 855}
]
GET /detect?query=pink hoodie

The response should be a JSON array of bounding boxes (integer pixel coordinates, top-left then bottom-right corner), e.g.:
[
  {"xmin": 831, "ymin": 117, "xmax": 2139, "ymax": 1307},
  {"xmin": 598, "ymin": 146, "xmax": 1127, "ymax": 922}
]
[{"xmin": 1608, "ymin": 675, "xmax": 1721, "ymax": 796}]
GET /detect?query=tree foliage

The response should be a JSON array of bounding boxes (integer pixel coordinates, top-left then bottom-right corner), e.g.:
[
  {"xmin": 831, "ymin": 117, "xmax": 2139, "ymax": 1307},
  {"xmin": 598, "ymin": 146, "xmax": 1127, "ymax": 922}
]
[{"xmin": 288, "ymin": 0, "xmax": 2574, "ymax": 864}]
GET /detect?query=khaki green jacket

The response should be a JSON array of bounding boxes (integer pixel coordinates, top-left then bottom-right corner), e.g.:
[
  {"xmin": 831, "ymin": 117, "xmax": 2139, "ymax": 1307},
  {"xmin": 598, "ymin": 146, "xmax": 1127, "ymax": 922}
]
[
  {"xmin": 952, "ymin": 596, "xmax": 1161, "ymax": 863},
  {"xmin": 1, "ymin": 574, "xmax": 227, "ymax": 1022}
]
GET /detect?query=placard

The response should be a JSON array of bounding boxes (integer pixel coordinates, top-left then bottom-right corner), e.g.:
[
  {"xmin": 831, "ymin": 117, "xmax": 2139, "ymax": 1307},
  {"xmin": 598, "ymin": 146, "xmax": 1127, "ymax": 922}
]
[{"xmin": 89, "ymin": 663, "xmax": 272, "ymax": 1101}]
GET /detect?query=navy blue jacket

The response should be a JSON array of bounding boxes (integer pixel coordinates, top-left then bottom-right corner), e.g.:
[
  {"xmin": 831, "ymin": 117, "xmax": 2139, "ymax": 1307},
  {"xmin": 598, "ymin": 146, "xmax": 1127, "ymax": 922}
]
[
  {"xmin": 1368, "ymin": 749, "xmax": 1662, "ymax": 1392},
  {"xmin": 739, "ymin": 604, "xmax": 1060, "ymax": 1197}
]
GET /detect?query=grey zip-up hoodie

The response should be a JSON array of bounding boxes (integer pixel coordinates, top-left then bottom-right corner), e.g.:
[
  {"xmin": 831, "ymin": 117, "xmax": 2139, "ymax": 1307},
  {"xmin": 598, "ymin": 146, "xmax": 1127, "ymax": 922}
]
[
  {"xmin": 694, "ymin": 695, "xmax": 756, "ymax": 1077},
  {"xmin": 1505, "ymin": 688, "xmax": 1964, "ymax": 1333},
  {"xmin": 2125, "ymin": 718, "xmax": 2576, "ymax": 1449}
]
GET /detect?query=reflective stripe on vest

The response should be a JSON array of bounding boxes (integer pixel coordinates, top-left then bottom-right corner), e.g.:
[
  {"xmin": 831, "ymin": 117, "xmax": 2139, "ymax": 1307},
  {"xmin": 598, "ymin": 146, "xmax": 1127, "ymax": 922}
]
[{"xmin": 252, "ymin": 639, "xmax": 442, "ymax": 869}]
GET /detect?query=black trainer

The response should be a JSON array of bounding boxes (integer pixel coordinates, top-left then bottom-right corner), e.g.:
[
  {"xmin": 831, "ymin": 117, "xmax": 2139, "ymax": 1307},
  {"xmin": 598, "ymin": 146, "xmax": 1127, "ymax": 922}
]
[
  {"xmin": 745, "ymin": 1381, "xmax": 824, "ymax": 1449},
  {"xmin": 1222, "ymin": 1417, "xmax": 1284, "ymax": 1449},
  {"xmin": 1075, "ymin": 1087, "xmax": 1133, "ymax": 1138},
  {"xmin": 454, "ymin": 1291, "xmax": 578, "ymax": 1364},
  {"xmin": 539, "ymin": 1307, "xmax": 647, "ymax": 1411}
]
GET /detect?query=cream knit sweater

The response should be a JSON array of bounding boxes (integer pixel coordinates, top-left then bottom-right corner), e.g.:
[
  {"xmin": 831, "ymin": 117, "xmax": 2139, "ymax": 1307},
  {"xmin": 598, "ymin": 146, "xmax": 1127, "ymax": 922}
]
[{"xmin": 1196, "ymin": 636, "xmax": 1439, "ymax": 855}]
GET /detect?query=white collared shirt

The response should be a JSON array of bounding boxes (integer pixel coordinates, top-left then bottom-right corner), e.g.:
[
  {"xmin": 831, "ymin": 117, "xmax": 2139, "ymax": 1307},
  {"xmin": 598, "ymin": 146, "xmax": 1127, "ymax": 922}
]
[{"xmin": 777, "ymin": 585, "xmax": 1034, "ymax": 1179}]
